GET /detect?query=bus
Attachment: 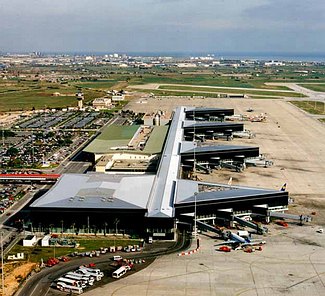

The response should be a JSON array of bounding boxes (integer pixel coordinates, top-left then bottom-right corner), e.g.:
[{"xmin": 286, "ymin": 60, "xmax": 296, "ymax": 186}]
[
  {"xmin": 67, "ymin": 271, "xmax": 95, "ymax": 283},
  {"xmin": 79, "ymin": 266, "xmax": 104, "ymax": 276},
  {"xmin": 65, "ymin": 273, "xmax": 94, "ymax": 286},
  {"xmin": 56, "ymin": 282, "xmax": 83, "ymax": 294},
  {"xmin": 112, "ymin": 265, "xmax": 130, "ymax": 279},
  {"xmin": 77, "ymin": 268, "xmax": 102, "ymax": 281},
  {"xmin": 56, "ymin": 277, "xmax": 86, "ymax": 289}
]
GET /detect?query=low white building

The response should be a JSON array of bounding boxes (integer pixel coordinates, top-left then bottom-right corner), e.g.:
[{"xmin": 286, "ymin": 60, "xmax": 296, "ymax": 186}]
[
  {"xmin": 112, "ymin": 94, "xmax": 125, "ymax": 101},
  {"xmin": 41, "ymin": 235, "xmax": 51, "ymax": 247},
  {"xmin": 23, "ymin": 235, "xmax": 37, "ymax": 247}
]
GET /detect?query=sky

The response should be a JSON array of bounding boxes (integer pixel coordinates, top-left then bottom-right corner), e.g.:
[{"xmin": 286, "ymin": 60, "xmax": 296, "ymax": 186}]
[{"xmin": 0, "ymin": 0, "xmax": 324, "ymax": 54}]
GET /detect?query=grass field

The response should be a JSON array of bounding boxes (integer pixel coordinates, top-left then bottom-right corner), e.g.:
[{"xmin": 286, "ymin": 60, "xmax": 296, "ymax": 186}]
[
  {"xmin": 130, "ymin": 89, "xmax": 229, "ymax": 98},
  {"xmin": 128, "ymin": 73, "xmax": 293, "ymax": 90},
  {"xmin": 290, "ymin": 100, "xmax": 325, "ymax": 115},
  {"xmin": 157, "ymin": 85, "xmax": 305, "ymax": 97},
  {"xmin": 8, "ymin": 237, "xmax": 140, "ymax": 263},
  {"xmin": 71, "ymin": 79, "xmax": 120, "ymax": 89},
  {"xmin": 298, "ymin": 84, "xmax": 325, "ymax": 92},
  {"xmin": 0, "ymin": 81, "xmax": 105, "ymax": 111}
]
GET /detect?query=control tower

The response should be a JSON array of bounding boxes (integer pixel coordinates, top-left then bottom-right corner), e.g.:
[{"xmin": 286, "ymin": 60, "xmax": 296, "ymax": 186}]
[{"xmin": 76, "ymin": 91, "xmax": 84, "ymax": 109}]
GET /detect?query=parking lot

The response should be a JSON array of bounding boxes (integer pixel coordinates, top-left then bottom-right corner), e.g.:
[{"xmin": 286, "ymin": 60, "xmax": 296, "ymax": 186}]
[{"xmin": 16, "ymin": 111, "xmax": 109, "ymax": 130}]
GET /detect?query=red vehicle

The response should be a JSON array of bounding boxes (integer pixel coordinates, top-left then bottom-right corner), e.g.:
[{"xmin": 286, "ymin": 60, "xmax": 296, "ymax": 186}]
[
  {"xmin": 276, "ymin": 221, "xmax": 288, "ymax": 227},
  {"xmin": 218, "ymin": 246, "xmax": 231, "ymax": 252},
  {"xmin": 244, "ymin": 247, "xmax": 254, "ymax": 253},
  {"xmin": 46, "ymin": 257, "xmax": 59, "ymax": 267},
  {"xmin": 87, "ymin": 263, "xmax": 96, "ymax": 268},
  {"xmin": 59, "ymin": 256, "xmax": 70, "ymax": 262}
]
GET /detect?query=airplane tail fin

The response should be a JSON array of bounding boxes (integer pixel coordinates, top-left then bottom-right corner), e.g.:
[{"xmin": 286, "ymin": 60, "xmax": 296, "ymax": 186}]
[{"xmin": 280, "ymin": 183, "xmax": 287, "ymax": 191}]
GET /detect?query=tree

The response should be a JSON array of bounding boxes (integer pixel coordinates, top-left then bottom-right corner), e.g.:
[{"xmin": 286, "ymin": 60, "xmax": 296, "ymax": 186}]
[{"xmin": 7, "ymin": 147, "xmax": 18, "ymax": 156}]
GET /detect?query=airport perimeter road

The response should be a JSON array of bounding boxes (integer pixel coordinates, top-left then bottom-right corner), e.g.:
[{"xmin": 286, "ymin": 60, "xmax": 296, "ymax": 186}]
[{"xmin": 83, "ymin": 225, "xmax": 325, "ymax": 296}]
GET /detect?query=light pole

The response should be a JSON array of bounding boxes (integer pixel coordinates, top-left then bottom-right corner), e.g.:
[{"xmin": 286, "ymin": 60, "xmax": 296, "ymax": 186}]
[
  {"xmin": 194, "ymin": 192, "xmax": 198, "ymax": 238},
  {"xmin": 114, "ymin": 219, "xmax": 120, "ymax": 235},
  {"xmin": 193, "ymin": 110, "xmax": 196, "ymax": 173},
  {"xmin": 1, "ymin": 232, "xmax": 4, "ymax": 296},
  {"xmin": 114, "ymin": 219, "xmax": 120, "ymax": 248},
  {"xmin": 61, "ymin": 220, "xmax": 64, "ymax": 237}
]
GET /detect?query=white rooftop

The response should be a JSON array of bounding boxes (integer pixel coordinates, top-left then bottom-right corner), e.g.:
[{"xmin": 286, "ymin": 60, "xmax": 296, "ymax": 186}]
[{"xmin": 31, "ymin": 173, "xmax": 155, "ymax": 209}]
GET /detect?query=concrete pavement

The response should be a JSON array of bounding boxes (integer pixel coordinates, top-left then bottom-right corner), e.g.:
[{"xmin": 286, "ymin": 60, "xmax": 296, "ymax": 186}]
[{"xmin": 83, "ymin": 225, "xmax": 325, "ymax": 296}]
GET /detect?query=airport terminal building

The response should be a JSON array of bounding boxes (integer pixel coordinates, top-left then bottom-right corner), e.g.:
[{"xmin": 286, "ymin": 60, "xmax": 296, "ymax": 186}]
[{"xmin": 29, "ymin": 107, "xmax": 289, "ymax": 239}]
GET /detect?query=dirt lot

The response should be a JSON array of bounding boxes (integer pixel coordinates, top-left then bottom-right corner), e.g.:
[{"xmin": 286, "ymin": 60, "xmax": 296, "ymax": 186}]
[
  {"xmin": 126, "ymin": 97, "xmax": 325, "ymax": 225},
  {"xmin": 1, "ymin": 262, "xmax": 37, "ymax": 296}
]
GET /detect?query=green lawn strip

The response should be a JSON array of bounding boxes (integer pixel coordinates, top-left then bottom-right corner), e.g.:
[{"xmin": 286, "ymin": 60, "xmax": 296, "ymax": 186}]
[
  {"xmin": 158, "ymin": 85, "xmax": 305, "ymax": 97},
  {"xmin": 298, "ymin": 84, "xmax": 325, "ymax": 92},
  {"xmin": 129, "ymin": 74, "xmax": 292, "ymax": 90},
  {"xmin": 129, "ymin": 89, "xmax": 226, "ymax": 98},
  {"xmin": 8, "ymin": 238, "xmax": 140, "ymax": 263},
  {"xmin": 290, "ymin": 100, "xmax": 325, "ymax": 115},
  {"xmin": 71, "ymin": 80, "xmax": 119, "ymax": 89},
  {"xmin": 319, "ymin": 118, "xmax": 325, "ymax": 123},
  {"xmin": 249, "ymin": 96, "xmax": 283, "ymax": 100}
]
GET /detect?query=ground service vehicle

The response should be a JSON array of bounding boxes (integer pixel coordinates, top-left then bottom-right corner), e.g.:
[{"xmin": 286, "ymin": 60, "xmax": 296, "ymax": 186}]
[
  {"xmin": 56, "ymin": 282, "xmax": 83, "ymax": 294},
  {"xmin": 112, "ymin": 265, "xmax": 130, "ymax": 279},
  {"xmin": 218, "ymin": 246, "xmax": 231, "ymax": 252}
]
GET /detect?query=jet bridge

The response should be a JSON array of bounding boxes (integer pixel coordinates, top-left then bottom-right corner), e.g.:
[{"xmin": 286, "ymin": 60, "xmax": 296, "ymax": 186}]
[
  {"xmin": 233, "ymin": 216, "xmax": 267, "ymax": 234},
  {"xmin": 269, "ymin": 212, "xmax": 312, "ymax": 224},
  {"xmin": 196, "ymin": 220, "xmax": 222, "ymax": 236}
]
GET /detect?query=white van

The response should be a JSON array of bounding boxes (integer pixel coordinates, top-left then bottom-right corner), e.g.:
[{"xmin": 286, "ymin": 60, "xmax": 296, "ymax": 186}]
[{"xmin": 113, "ymin": 255, "xmax": 123, "ymax": 261}]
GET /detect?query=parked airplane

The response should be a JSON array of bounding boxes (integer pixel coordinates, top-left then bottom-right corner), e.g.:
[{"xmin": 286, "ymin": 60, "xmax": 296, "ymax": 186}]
[{"xmin": 215, "ymin": 231, "xmax": 265, "ymax": 250}]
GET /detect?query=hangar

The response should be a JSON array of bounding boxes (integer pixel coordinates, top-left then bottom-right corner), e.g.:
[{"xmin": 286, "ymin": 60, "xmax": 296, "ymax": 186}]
[{"xmin": 29, "ymin": 106, "xmax": 289, "ymax": 239}]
